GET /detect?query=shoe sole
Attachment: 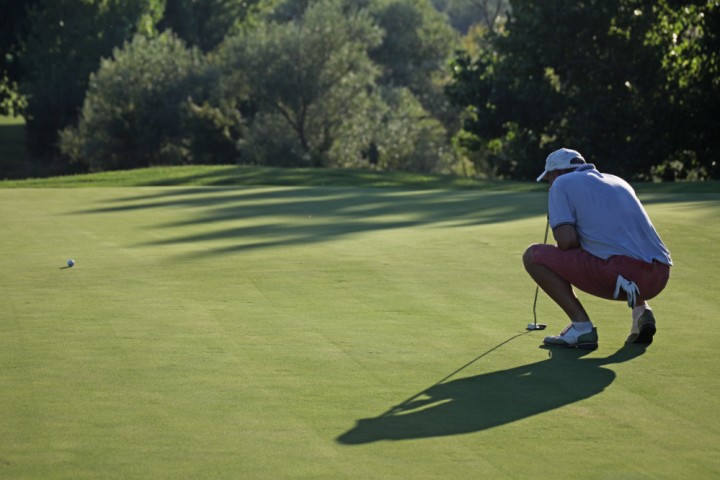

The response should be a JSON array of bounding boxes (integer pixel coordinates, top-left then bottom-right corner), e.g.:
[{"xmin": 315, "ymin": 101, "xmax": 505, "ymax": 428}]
[{"xmin": 626, "ymin": 323, "xmax": 656, "ymax": 345}]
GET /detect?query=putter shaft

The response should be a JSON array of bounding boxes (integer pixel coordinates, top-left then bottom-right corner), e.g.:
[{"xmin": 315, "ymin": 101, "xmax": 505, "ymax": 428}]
[{"xmin": 528, "ymin": 216, "xmax": 550, "ymax": 331}]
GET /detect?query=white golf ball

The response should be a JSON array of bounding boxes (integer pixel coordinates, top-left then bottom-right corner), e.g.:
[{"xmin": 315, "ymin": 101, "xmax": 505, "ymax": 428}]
[{"xmin": 67, "ymin": 259, "xmax": 75, "ymax": 267}]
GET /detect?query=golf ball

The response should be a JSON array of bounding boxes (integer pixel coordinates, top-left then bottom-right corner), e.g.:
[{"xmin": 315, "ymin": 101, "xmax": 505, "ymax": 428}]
[{"xmin": 67, "ymin": 259, "xmax": 75, "ymax": 267}]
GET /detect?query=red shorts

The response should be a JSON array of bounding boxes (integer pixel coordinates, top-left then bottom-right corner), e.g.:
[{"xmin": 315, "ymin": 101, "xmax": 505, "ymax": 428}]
[{"xmin": 528, "ymin": 244, "xmax": 670, "ymax": 302}]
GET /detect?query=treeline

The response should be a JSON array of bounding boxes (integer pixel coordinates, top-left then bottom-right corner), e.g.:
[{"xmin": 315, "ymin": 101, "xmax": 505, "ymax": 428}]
[
  {"xmin": 1, "ymin": 0, "xmax": 717, "ymax": 181},
  {"xmin": 448, "ymin": 0, "xmax": 719, "ymax": 181}
]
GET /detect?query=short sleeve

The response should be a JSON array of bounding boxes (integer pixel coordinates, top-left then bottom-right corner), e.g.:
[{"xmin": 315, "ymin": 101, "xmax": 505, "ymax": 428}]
[{"xmin": 548, "ymin": 183, "xmax": 575, "ymax": 230}]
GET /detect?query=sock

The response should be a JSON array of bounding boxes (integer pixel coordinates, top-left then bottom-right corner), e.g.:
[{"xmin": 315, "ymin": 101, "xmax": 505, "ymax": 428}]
[
  {"xmin": 632, "ymin": 303, "xmax": 650, "ymax": 323},
  {"xmin": 572, "ymin": 321, "xmax": 593, "ymax": 333}
]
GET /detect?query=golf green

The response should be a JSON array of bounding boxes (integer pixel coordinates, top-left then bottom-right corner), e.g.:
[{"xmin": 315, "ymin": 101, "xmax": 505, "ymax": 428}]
[{"xmin": 1, "ymin": 185, "xmax": 719, "ymax": 479}]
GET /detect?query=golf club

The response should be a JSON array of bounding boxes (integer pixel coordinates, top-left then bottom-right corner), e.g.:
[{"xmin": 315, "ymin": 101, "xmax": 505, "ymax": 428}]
[{"xmin": 527, "ymin": 216, "xmax": 549, "ymax": 331}]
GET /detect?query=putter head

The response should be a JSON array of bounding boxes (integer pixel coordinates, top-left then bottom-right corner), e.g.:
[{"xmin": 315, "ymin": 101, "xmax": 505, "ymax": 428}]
[{"xmin": 527, "ymin": 323, "xmax": 547, "ymax": 331}]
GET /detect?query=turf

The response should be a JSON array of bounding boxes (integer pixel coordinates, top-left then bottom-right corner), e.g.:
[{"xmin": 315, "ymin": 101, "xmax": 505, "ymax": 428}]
[
  {"xmin": 0, "ymin": 164, "xmax": 535, "ymax": 191},
  {"xmin": 1, "ymin": 176, "xmax": 719, "ymax": 479},
  {"xmin": 3, "ymin": 164, "xmax": 718, "ymax": 192}
]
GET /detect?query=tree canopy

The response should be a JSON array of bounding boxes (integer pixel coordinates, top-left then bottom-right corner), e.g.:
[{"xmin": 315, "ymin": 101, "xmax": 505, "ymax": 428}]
[
  {"xmin": 447, "ymin": 0, "xmax": 719, "ymax": 180},
  {"xmin": 59, "ymin": 33, "xmax": 208, "ymax": 170},
  {"xmin": 217, "ymin": 0, "xmax": 385, "ymax": 168},
  {"xmin": 2, "ymin": 0, "xmax": 717, "ymax": 180}
]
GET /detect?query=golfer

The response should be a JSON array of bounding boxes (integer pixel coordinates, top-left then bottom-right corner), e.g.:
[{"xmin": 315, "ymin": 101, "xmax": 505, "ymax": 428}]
[{"xmin": 523, "ymin": 148, "xmax": 672, "ymax": 348}]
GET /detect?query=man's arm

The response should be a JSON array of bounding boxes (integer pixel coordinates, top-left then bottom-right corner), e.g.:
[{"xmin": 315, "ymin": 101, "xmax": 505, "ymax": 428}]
[{"xmin": 553, "ymin": 224, "xmax": 580, "ymax": 250}]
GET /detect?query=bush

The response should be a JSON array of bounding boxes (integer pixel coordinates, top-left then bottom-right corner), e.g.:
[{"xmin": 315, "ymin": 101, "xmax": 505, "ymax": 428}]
[{"xmin": 60, "ymin": 32, "xmax": 210, "ymax": 170}]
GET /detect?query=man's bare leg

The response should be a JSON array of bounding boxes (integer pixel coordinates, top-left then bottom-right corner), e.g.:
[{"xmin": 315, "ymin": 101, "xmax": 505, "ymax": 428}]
[{"xmin": 523, "ymin": 247, "xmax": 591, "ymax": 323}]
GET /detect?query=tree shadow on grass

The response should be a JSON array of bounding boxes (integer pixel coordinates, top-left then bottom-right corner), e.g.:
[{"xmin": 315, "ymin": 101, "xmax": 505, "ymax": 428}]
[
  {"xmin": 336, "ymin": 343, "xmax": 647, "ymax": 444},
  {"xmin": 77, "ymin": 187, "xmax": 549, "ymax": 255},
  {"xmin": 75, "ymin": 186, "xmax": 720, "ymax": 256}
]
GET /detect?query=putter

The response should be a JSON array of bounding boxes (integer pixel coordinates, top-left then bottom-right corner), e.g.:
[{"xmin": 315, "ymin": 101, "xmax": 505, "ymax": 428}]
[{"xmin": 527, "ymin": 217, "xmax": 549, "ymax": 331}]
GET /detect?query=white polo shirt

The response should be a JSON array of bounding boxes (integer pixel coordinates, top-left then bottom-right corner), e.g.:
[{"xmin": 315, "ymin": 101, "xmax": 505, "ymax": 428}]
[{"xmin": 548, "ymin": 164, "xmax": 673, "ymax": 265}]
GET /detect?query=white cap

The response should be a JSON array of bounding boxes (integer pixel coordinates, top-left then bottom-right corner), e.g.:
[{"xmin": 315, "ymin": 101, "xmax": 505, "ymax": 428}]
[{"xmin": 536, "ymin": 148, "xmax": 586, "ymax": 182}]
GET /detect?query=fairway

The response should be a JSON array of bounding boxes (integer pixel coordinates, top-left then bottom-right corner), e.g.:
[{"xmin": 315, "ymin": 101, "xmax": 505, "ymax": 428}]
[{"xmin": 1, "ymin": 183, "xmax": 719, "ymax": 479}]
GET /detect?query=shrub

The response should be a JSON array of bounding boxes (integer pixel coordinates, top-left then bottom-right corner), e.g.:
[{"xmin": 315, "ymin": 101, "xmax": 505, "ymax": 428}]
[{"xmin": 60, "ymin": 32, "xmax": 209, "ymax": 170}]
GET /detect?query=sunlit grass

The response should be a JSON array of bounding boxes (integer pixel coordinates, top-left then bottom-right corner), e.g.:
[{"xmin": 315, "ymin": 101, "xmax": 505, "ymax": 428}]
[
  {"xmin": 1, "ymin": 176, "xmax": 719, "ymax": 478},
  {"xmin": 2, "ymin": 164, "xmax": 720, "ymax": 193}
]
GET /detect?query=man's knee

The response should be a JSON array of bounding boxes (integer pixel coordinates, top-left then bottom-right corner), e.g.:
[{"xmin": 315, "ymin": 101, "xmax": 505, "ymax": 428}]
[{"xmin": 523, "ymin": 244, "xmax": 539, "ymax": 270}]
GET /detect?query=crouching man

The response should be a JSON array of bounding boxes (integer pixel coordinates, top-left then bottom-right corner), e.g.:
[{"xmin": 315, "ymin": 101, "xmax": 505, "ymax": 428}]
[{"xmin": 523, "ymin": 148, "xmax": 672, "ymax": 349}]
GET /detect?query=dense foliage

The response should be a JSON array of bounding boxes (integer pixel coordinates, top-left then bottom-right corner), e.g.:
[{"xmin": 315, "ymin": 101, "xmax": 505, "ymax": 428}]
[
  {"xmin": 2, "ymin": 0, "xmax": 717, "ymax": 180},
  {"xmin": 447, "ymin": 0, "xmax": 719, "ymax": 180},
  {"xmin": 59, "ymin": 33, "xmax": 208, "ymax": 170},
  {"xmin": 216, "ymin": 1, "xmax": 384, "ymax": 168},
  {"xmin": 18, "ymin": 0, "xmax": 164, "ymax": 162}
]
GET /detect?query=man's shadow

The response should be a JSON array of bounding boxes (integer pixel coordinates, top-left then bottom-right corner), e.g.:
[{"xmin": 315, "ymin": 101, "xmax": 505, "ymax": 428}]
[{"xmin": 337, "ymin": 343, "xmax": 647, "ymax": 444}]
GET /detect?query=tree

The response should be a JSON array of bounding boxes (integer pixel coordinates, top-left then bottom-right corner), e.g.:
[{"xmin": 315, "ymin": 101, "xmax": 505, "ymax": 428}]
[
  {"xmin": 448, "ymin": 0, "xmax": 718, "ymax": 180},
  {"xmin": 645, "ymin": 1, "xmax": 719, "ymax": 179},
  {"xmin": 217, "ymin": 0, "xmax": 385, "ymax": 167},
  {"xmin": 0, "ymin": 0, "xmax": 39, "ymax": 116},
  {"xmin": 374, "ymin": 87, "xmax": 455, "ymax": 172},
  {"xmin": 431, "ymin": 0, "xmax": 509, "ymax": 33},
  {"xmin": 369, "ymin": 0, "xmax": 457, "ymax": 91},
  {"xmin": 20, "ymin": 0, "xmax": 164, "ymax": 162},
  {"xmin": 368, "ymin": 0, "xmax": 459, "ymax": 132},
  {"xmin": 157, "ymin": 0, "xmax": 271, "ymax": 53},
  {"xmin": 59, "ymin": 33, "xmax": 209, "ymax": 170},
  {"xmin": 468, "ymin": 0, "xmax": 508, "ymax": 31}
]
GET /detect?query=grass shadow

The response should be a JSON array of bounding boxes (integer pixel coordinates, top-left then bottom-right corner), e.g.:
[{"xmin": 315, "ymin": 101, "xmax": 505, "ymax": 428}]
[
  {"xmin": 71, "ymin": 181, "xmax": 720, "ymax": 257},
  {"xmin": 77, "ymin": 187, "xmax": 550, "ymax": 255},
  {"xmin": 337, "ymin": 344, "xmax": 647, "ymax": 444}
]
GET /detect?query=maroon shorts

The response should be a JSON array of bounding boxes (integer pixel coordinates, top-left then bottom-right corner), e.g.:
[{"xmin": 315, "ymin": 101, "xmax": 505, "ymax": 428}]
[{"xmin": 528, "ymin": 244, "xmax": 670, "ymax": 302}]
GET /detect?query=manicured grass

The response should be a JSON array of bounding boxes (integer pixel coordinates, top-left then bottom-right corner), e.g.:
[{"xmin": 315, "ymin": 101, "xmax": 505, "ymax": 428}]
[
  {"xmin": 0, "ymin": 164, "xmax": 540, "ymax": 191},
  {"xmin": 1, "ymin": 175, "xmax": 719, "ymax": 479},
  {"xmin": 3, "ymin": 164, "xmax": 719, "ymax": 193}
]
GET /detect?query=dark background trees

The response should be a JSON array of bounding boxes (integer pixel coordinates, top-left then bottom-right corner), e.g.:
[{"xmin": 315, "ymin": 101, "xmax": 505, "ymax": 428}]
[
  {"xmin": 0, "ymin": 0, "xmax": 39, "ymax": 116},
  {"xmin": 18, "ymin": 0, "xmax": 164, "ymax": 164},
  {"xmin": 1, "ymin": 0, "xmax": 717, "ymax": 180},
  {"xmin": 157, "ymin": 0, "xmax": 268, "ymax": 52},
  {"xmin": 447, "ymin": 0, "xmax": 719, "ymax": 180}
]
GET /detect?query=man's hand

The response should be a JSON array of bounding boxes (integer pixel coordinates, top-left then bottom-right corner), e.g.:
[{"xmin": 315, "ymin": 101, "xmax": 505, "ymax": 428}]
[{"xmin": 553, "ymin": 224, "xmax": 580, "ymax": 250}]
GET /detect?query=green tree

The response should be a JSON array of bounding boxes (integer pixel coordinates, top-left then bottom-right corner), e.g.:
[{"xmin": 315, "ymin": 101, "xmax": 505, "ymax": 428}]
[
  {"xmin": 19, "ymin": 0, "xmax": 163, "ymax": 162},
  {"xmin": 157, "ymin": 0, "xmax": 271, "ymax": 52},
  {"xmin": 217, "ymin": 0, "xmax": 384, "ymax": 167},
  {"xmin": 369, "ymin": 0, "xmax": 459, "ymax": 130},
  {"xmin": 369, "ymin": 0, "xmax": 456, "ymax": 91},
  {"xmin": 448, "ymin": 0, "xmax": 718, "ymax": 180},
  {"xmin": 431, "ymin": 0, "xmax": 509, "ymax": 33},
  {"xmin": 374, "ymin": 87, "xmax": 455, "ymax": 172},
  {"xmin": 59, "ymin": 33, "xmax": 209, "ymax": 170},
  {"xmin": 645, "ymin": 1, "xmax": 719, "ymax": 179},
  {"xmin": 0, "ymin": 0, "xmax": 39, "ymax": 116}
]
